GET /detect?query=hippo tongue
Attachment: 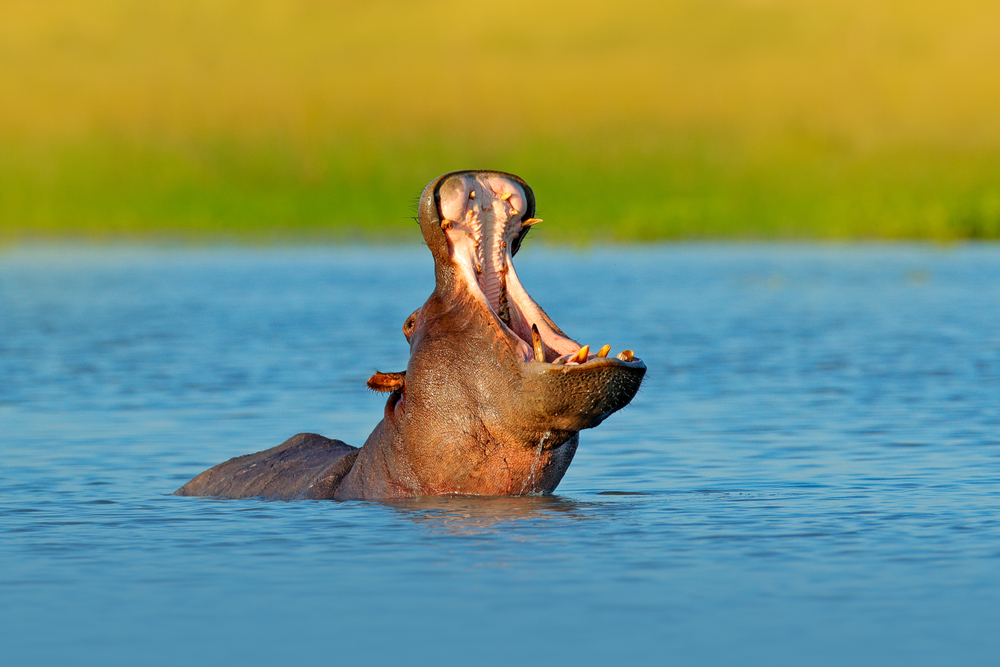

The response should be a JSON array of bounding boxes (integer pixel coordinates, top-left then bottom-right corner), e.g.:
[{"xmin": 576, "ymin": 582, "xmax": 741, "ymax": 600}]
[{"xmin": 437, "ymin": 173, "xmax": 579, "ymax": 362}]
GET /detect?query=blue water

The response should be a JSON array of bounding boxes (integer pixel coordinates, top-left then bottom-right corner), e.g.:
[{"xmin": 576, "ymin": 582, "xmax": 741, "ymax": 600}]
[{"xmin": 1, "ymin": 244, "xmax": 998, "ymax": 666}]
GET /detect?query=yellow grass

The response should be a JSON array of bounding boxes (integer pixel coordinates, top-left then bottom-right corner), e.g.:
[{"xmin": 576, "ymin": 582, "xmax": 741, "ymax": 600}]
[{"xmin": 2, "ymin": 0, "xmax": 999, "ymax": 241}]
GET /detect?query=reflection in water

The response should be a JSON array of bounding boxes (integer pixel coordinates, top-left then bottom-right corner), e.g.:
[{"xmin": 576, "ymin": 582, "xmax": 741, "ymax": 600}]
[{"xmin": 382, "ymin": 494, "xmax": 589, "ymax": 534}]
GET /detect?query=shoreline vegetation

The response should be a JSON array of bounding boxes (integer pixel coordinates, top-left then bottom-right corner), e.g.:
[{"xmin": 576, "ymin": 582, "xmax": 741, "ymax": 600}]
[{"xmin": 2, "ymin": 1, "xmax": 999, "ymax": 245}]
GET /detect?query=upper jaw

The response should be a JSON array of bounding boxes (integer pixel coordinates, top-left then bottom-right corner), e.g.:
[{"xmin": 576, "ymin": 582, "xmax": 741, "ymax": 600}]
[{"xmin": 422, "ymin": 170, "xmax": 644, "ymax": 371}]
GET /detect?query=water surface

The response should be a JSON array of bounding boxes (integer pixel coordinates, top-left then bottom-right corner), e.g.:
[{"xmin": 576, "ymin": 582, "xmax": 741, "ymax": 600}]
[{"xmin": 1, "ymin": 244, "xmax": 998, "ymax": 665}]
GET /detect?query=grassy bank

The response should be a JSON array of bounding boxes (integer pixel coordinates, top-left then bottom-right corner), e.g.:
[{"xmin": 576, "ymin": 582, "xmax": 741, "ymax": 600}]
[
  {"xmin": 2, "ymin": 1, "xmax": 999, "ymax": 243},
  {"xmin": 4, "ymin": 132, "xmax": 999, "ymax": 244}
]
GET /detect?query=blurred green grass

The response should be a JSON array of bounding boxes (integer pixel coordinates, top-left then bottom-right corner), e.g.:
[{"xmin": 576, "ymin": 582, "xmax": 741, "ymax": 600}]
[{"xmin": 2, "ymin": 0, "xmax": 999, "ymax": 244}]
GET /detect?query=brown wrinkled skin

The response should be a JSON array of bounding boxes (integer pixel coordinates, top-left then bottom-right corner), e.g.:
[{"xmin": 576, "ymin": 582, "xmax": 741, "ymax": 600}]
[{"xmin": 175, "ymin": 170, "xmax": 645, "ymax": 501}]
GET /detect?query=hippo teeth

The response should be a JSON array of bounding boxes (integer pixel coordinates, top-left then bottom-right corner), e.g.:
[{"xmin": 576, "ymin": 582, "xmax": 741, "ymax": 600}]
[
  {"xmin": 497, "ymin": 268, "xmax": 511, "ymax": 327},
  {"xmin": 553, "ymin": 345, "xmax": 638, "ymax": 366},
  {"xmin": 531, "ymin": 324, "xmax": 545, "ymax": 362}
]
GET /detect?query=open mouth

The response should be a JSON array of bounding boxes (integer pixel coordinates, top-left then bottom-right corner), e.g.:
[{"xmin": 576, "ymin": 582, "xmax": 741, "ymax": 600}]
[{"xmin": 435, "ymin": 172, "xmax": 639, "ymax": 368}]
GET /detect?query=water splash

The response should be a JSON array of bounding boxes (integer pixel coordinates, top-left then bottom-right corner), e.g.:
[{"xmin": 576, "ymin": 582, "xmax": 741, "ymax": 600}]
[{"xmin": 521, "ymin": 430, "xmax": 551, "ymax": 495}]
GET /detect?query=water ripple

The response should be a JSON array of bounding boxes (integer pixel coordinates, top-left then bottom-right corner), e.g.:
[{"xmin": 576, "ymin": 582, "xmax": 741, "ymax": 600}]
[{"xmin": 2, "ymin": 244, "xmax": 999, "ymax": 666}]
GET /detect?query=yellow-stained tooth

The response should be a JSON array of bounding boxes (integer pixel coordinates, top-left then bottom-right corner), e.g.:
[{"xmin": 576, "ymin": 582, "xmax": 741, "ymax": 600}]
[
  {"xmin": 570, "ymin": 345, "xmax": 590, "ymax": 364},
  {"xmin": 440, "ymin": 219, "xmax": 452, "ymax": 230},
  {"xmin": 597, "ymin": 344, "xmax": 611, "ymax": 358},
  {"xmin": 531, "ymin": 324, "xmax": 545, "ymax": 362},
  {"xmin": 617, "ymin": 350, "xmax": 634, "ymax": 362},
  {"xmin": 522, "ymin": 218, "xmax": 542, "ymax": 227},
  {"xmin": 469, "ymin": 191, "xmax": 476, "ymax": 199},
  {"xmin": 500, "ymin": 192, "xmax": 511, "ymax": 201}
]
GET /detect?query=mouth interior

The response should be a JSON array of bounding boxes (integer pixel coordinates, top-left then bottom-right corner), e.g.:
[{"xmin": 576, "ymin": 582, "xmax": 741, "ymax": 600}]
[{"xmin": 437, "ymin": 173, "xmax": 584, "ymax": 364}]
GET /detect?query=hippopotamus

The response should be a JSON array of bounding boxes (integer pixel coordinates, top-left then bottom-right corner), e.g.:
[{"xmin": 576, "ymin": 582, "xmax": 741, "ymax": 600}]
[{"xmin": 175, "ymin": 170, "xmax": 645, "ymax": 500}]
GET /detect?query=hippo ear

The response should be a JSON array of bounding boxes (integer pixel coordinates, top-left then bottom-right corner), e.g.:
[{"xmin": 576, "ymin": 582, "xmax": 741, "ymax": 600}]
[{"xmin": 367, "ymin": 371, "xmax": 405, "ymax": 393}]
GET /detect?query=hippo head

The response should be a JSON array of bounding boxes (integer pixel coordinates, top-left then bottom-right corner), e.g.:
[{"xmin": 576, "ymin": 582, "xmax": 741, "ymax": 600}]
[{"xmin": 337, "ymin": 170, "xmax": 646, "ymax": 498}]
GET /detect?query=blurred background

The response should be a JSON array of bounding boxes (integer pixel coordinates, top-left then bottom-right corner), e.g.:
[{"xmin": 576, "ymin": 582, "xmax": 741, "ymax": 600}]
[{"xmin": 2, "ymin": 0, "xmax": 998, "ymax": 244}]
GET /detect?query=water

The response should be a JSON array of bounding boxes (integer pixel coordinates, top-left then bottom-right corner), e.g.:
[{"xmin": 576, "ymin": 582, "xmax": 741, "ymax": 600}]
[{"xmin": 1, "ymin": 244, "xmax": 998, "ymax": 666}]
